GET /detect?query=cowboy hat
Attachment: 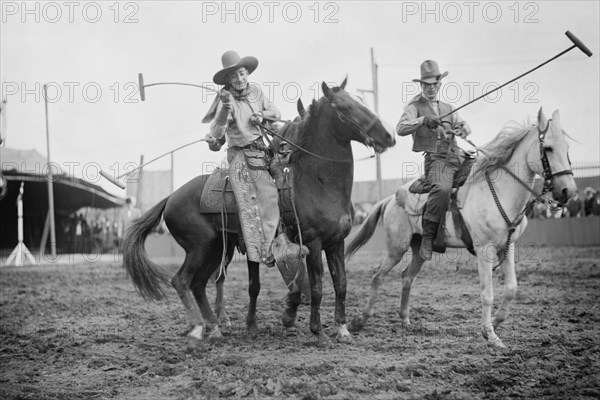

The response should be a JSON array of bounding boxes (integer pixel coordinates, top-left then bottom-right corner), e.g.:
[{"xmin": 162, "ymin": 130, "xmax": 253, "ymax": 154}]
[
  {"xmin": 212, "ymin": 50, "xmax": 259, "ymax": 85},
  {"xmin": 413, "ymin": 60, "xmax": 449, "ymax": 84}
]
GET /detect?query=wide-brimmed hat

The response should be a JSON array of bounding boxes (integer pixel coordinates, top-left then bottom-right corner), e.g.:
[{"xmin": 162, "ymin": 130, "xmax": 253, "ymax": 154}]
[
  {"xmin": 212, "ymin": 50, "xmax": 258, "ymax": 85},
  {"xmin": 413, "ymin": 60, "xmax": 448, "ymax": 84}
]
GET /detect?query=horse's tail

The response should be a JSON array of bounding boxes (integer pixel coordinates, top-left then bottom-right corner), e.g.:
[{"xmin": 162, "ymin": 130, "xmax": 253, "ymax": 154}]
[
  {"xmin": 346, "ymin": 195, "xmax": 393, "ymax": 261},
  {"xmin": 122, "ymin": 197, "xmax": 172, "ymax": 301}
]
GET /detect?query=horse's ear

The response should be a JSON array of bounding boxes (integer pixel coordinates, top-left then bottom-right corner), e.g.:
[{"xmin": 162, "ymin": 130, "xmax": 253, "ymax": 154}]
[
  {"xmin": 297, "ymin": 99, "xmax": 306, "ymax": 117},
  {"xmin": 340, "ymin": 75, "xmax": 348, "ymax": 90},
  {"xmin": 321, "ymin": 82, "xmax": 332, "ymax": 98},
  {"xmin": 537, "ymin": 107, "xmax": 548, "ymax": 130},
  {"xmin": 551, "ymin": 109, "xmax": 561, "ymax": 125}
]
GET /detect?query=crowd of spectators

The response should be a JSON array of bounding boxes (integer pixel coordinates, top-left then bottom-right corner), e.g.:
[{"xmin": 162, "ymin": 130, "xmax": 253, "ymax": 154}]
[
  {"xmin": 527, "ymin": 186, "xmax": 600, "ymax": 219},
  {"xmin": 57, "ymin": 197, "xmax": 148, "ymax": 254},
  {"xmin": 352, "ymin": 186, "xmax": 600, "ymax": 224}
]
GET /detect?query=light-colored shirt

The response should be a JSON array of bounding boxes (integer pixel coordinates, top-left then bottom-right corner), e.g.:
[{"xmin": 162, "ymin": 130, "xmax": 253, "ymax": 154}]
[
  {"xmin": 396, "ymin": 94, "xmax": 471, "ymax": 137},
  {"xmin": 210, "ymin": 84, "xmax": 280, "ymax": 148}
]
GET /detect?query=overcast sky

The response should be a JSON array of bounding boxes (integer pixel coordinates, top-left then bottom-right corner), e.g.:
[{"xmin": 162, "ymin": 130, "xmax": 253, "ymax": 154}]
[{"xmin": 1, "ymin": 1, "xmax": 598, "ymax": 196}]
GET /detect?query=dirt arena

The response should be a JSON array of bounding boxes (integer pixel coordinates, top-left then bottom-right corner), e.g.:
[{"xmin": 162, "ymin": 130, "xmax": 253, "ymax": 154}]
[{"xmin": 1, "ymin": 245, "xmax": 599, "ymax": 399}]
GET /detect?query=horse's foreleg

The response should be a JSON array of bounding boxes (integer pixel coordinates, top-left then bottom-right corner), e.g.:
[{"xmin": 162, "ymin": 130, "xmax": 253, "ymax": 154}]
[
  {"xmin": 493, "ymin": 243, "xmax": 517, "ymax": 330},
  {"xmin": 191, "ymin": 277, "xmax": 222, "ymax": 340},
  {"xmin": 476, "ymin": 246, "xmax": 505, "ymax": 348},
  {"xmin": 399, "ymin": 241, "xmax": 426, "ymax": 327},
  {"xmin": 306, "ymin": 243, "xmax": 328, "ymax": 345},
  {"xmin": 325, "ymin": 242, "xmax": 351, "ymax": 343},
  {"xmin": 246, "ymin": 260, "xmax": 260, "ymax": 331},
  {"xmin": 172, "ymin": 255, "xmax": 206, "ymax": 343}
]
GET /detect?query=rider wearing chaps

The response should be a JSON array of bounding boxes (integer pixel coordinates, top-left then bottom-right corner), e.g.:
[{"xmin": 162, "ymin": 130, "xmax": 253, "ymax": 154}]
[
  {"xmin": 204, "ymin": 50, "xmax": 281, "ymax": 263},
  {"xmin": 397, "ymin": 60, "xmax": 471, "ymax": 260}
]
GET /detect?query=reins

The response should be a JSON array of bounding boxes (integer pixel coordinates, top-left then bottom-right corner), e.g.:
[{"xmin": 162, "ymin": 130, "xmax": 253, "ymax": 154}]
[
  {"xmin": 257, "ymin": 121, "xmax": 352, "ymax": 163},
  {"xmin": 257, "ymin": 92, "xmax": 382, "ymax": 163}
]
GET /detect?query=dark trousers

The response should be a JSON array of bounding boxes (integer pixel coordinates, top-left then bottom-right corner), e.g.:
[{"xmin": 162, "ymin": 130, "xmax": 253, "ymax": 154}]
[{"xmin": 423, "ymin": 152, "xmax": 461, "ymax": 223}]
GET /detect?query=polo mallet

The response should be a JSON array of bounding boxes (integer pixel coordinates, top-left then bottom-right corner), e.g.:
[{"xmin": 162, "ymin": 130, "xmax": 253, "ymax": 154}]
[
  {"xmin": 440, "ymin": 30, "xmax": 593, "ymax": 148},
  {"xmin": 99, "ymin": 74, "xmax": 221, "ymax": 188},
  {"xmin": 100, "ymin": 138, "xmax": 207, "ymax": 189},
  {"xmin": 138, "ymin": 73, "xmax": 219, "ymax": 101}
]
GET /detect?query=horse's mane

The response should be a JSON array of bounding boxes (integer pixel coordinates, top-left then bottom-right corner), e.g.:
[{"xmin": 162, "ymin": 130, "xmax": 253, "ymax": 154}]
[
  {"xmin": 473, "ymin": 120, "xmax": 534, "ymax": 176},
  {"xmin": 281, "ymin": 96, "xmax": 330, "ymax": 161}
]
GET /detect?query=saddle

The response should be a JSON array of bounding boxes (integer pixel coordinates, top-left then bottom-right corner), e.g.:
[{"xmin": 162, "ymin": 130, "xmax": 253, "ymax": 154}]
[
  {"xmin": 198, "ymin": 153, "xmax": 310, "ymax": 292},
  {"xmin": 408, "ymin": 156, "xmax": 475, "ymax": 194},
  {"xmin": 198, "ymin": 158, "xmax": 296, "ymax": 216}
]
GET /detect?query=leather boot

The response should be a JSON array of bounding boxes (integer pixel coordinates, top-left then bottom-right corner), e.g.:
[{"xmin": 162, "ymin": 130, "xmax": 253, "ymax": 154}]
[{"xmin": 420, "ymin": 219, "xmax": 439, "ymax": 260}]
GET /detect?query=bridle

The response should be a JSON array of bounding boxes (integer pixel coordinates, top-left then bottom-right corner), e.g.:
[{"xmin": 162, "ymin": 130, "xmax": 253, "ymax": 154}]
[
  {"xmin": 259, "ymin": 89, "xmax": 384, "ymax": 162},
  {"xmin": 537, "ymin": 119, "xmax": 573, "ymax": 196},
  {"xmin": 485, "ymin": 119, "xmax": 573, "ymax": 207},
  {"xmin": 326, "ymin": 91, "xmax": 380, "ymax": 149},
  {"xmin": 484, "ymin": 119, "xmax": 573, "ymax": 269}
]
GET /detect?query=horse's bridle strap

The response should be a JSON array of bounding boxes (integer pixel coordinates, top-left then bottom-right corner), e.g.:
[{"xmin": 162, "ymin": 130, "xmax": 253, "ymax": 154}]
[{"xmin": 256, "ymin": 122, "xmax": 352, "ymax": 163}]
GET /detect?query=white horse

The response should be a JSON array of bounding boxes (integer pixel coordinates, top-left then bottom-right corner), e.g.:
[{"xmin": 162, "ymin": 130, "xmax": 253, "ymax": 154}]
[{"xmin": 346, "ymin": 108, "xmax": 577, "ymax": 348}]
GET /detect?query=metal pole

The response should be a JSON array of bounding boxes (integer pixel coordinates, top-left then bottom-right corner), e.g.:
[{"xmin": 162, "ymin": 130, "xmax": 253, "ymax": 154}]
[
  {"xmin": 371, "ymin": 48, "xmax": 383, "ymax": 201},
  {"xmin": 44, "ymin": 84, "xmax": 57, "ymax": 258}
]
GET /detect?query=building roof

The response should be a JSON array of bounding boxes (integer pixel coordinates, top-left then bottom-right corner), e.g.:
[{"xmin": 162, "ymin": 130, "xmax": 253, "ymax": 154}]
[{"xmin": 1, "ymin": 147, "xmax": 124, "ymax": 213}]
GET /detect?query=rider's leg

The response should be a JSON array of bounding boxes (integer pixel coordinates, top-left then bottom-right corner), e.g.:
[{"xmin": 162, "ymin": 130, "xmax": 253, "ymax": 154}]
[{"xmin": 421, "ymin": 154, "xmax": 459, "ymax": 260}]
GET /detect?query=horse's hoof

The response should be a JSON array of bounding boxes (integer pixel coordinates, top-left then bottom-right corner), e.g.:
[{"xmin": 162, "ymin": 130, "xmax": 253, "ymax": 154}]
[
  {"xmin": 481, "ymin": 327, "xmax": 489, "ymax": 340},
  {"xmin": 217, "ymin": 311, "xmax": 232, "ymax": 328},
  {"xmin": 282, "ymin": 313, "xmax": 296, "ymax": 328},
  {"xmin": 336, "ymin": 333, "xmax": 353, "ymax": 344},
  {"xmin": 488, "ymin": 337, "xmax": 507, "ymax": 348},
  {"xmin": 186, "ymin": 335, "xmax": 203, "ymax": 348},
  {"xmin": 221, "ymin": 319, "xmax": 232, "ymax": 329},
  {"xmin": 335, "ymin": 324, "xmax": 353, "ymax": 343},
  {"xmin": 247, "ymin": 323, "xmax": 258, "ymax": 333},
  {"xmin": 401, "ymin": 319, "xmax": 411, "ymax": 328},
  {"xmin": 187, "ymin": 325, "xmax": 204, "ymax": 341},
  {"xmin": 207, "ymin": 326, "xmax": 223, "ymax": 342}
]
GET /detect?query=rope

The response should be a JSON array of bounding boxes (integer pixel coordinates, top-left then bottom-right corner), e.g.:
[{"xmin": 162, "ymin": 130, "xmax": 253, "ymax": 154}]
[
  {"xmin": 284, "ymin": 168, "xmax": 305, "ymax": 255},
  {"xmin": 216, "ymin": 176, "xmax": 229, "ymax": 282}
]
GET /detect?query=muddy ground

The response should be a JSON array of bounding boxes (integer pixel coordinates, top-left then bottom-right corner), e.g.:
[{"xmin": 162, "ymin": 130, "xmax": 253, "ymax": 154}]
[{"xmin": 1, "ymin": 246, "xmax": 599, "ymax": 399}]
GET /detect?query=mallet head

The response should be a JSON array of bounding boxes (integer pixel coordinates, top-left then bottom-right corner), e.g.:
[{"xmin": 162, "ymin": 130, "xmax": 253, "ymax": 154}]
[{"xmin": 566, "ymin": 31, "xmax": 593, "ymax": 57}]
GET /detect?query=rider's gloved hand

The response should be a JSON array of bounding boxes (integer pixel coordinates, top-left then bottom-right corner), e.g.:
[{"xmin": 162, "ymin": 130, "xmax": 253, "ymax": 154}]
[
  {"xmin": 422, "ymin": 116, "xmax": 440, "ymax": 129},
  {"xmin": 455, "ymin": 122, "xmax": 469, "ymax": 138},
  {"xmin": 205, "ymin": 133, "xmax": 217, "ymax": 145},
  {"xmin": 250, "ymin": 112, "xmax": 264, "ymax": 124}
]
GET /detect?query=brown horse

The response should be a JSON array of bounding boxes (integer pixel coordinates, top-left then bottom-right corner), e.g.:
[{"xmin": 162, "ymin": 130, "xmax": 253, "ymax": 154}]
[{"xmin": 122, "ymin": 78, "xmax": 396, "ymax": 345}]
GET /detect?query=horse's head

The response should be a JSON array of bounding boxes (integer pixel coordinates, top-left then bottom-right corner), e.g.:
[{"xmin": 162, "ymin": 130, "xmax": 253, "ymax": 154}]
[
  {"xmin": 528, "ymin": 108, "xmax": 577, "ymax": 204},
  {"xmin": 321, "ymin": 78, "xmax": 396, "ymax": 153}
]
